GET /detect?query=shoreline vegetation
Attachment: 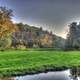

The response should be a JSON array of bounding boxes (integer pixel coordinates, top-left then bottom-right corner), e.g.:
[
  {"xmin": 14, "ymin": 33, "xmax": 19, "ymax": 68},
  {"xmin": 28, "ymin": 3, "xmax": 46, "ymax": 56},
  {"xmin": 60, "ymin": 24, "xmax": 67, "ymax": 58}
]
[{"xmin": 0, "ymin": 50, "xmax": 80, "ymax": 77}]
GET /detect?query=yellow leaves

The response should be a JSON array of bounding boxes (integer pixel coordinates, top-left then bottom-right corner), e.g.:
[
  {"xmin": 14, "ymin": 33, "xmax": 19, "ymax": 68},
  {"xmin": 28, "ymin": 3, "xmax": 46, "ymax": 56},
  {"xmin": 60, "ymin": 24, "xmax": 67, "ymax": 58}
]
[
  {"xmin": 0, "ymin": 18, "xmax": 17, "ymax": 38},
  {"xmin": 17, "ymin": 44, "xmax": 26, "ymax": 50},
  {"xmin": 0, "ymin": 13, "xmax": 18, "ymax": 49},
  {"xmin": 40, "ymin": 34, "xmax": 53, "ymax": 47},
  {"xmin": 0, "ymin": 32, "xmax": 2, "ymax": 38}
]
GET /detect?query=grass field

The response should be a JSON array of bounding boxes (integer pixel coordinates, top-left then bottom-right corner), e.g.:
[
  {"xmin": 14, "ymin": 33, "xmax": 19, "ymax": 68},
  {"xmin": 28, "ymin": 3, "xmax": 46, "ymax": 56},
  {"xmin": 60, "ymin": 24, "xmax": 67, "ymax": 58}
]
[{"xmin": 0, "ymin": 50, "xmax": 80, "ymax": 76}]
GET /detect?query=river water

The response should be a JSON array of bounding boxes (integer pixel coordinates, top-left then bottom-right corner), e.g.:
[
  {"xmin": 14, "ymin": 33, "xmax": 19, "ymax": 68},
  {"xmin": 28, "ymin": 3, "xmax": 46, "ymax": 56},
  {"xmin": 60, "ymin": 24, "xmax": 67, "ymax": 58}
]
[{"xmin": 0, "ymin": 69, "xmax": 80, "ymax": 80}]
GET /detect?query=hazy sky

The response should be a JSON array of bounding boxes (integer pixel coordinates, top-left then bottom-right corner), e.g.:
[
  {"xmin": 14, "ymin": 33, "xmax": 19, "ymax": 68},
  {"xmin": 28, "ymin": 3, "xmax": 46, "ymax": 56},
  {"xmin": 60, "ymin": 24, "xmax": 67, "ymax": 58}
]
[{"xmin": 0, "ymin": 0, "xmax": 80, "ymax": 38}]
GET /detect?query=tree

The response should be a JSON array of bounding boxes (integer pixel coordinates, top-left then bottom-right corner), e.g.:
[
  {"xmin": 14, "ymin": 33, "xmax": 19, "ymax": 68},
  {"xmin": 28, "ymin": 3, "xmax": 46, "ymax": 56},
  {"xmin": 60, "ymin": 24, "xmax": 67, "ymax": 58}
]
[
  {"xmin": 0, "ymin": 7, "xmax": 17, "ymax": 50},
  {"xmin": 0, "ymin": 7, "xmax": 13, "ymax": 19},
  {"xmin": 65, "ymin": 22, "xmax": 80, "ymax": 50}
]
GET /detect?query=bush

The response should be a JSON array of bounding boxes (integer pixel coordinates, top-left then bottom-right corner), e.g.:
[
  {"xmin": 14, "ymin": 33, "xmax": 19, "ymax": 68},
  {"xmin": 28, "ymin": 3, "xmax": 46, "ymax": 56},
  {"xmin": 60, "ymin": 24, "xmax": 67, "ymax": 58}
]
[{"xmin": 0, "ymin": 37, "xmax": 12, "ymax": 50}]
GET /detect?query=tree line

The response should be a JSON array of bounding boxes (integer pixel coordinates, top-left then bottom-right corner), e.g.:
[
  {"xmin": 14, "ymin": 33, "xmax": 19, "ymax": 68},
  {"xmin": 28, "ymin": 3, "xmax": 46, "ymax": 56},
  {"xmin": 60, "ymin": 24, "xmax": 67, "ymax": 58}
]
[{"xmin": 2, "ymin": 6, "xmax": 78, "ymax": 50}]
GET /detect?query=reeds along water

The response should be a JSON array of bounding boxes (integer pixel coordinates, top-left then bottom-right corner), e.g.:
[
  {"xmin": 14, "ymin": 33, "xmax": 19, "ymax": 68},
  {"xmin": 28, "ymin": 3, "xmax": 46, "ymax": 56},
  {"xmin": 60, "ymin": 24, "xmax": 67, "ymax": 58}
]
[
  {"xmin": 0, "ymin": 77, "xmax": 14, "ymax": 80},
  {"xmin": 70, "ymin": 67, "xmax": 80, "ymax": 80}
]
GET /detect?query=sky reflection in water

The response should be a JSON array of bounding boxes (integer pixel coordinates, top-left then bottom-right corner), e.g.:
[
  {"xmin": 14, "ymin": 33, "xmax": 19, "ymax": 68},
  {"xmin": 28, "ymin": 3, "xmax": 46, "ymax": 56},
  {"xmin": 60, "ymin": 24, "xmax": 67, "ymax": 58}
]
[
  {"xmin": 0, "ymin": 70, "xmax": 79, "ymax": 80},
  {"xmin": 15, "ymin": 70, "xmax": 71, "ymax": 80}
]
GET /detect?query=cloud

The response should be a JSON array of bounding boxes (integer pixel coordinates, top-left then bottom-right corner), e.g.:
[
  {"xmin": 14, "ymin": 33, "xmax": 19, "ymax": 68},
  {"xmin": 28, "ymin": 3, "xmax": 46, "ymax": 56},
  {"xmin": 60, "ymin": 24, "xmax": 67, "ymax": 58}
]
[{"xmin": 1, "ymin": 0, "xmax": 80, "ymax": 38}]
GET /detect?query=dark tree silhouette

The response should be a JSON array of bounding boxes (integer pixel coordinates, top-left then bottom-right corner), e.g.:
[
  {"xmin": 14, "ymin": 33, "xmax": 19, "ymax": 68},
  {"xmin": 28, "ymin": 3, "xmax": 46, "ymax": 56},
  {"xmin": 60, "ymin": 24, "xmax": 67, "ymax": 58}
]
[{"xmin": 65, "ymin": 22, "xmax": 80, "ymax": 50}]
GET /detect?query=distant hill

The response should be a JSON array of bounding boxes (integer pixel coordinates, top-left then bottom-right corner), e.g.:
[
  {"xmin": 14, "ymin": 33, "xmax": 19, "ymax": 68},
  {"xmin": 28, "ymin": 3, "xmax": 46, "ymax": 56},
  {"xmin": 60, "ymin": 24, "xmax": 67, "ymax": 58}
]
[
  {"xmin": 11, "ymin": 23, "xmax": 65, "ymax": 50},
  {"xmin": 52, "ymin": 34, "xmax": 65, "ymax": 49}
]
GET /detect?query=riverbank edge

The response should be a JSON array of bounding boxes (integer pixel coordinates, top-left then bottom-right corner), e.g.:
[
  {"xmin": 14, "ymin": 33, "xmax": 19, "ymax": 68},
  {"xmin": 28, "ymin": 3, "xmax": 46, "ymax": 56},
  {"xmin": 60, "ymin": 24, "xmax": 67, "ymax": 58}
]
[{"xmin": 0, "ymin": 64, "xmax": 79, "ymax": 77}]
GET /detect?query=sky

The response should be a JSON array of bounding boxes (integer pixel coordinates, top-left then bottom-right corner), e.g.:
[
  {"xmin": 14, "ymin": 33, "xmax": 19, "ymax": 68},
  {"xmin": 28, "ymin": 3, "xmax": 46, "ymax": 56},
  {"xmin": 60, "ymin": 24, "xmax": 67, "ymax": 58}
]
[{"xmin": 0, "ymin": 0, "xmax": 80, "ymax": 38}]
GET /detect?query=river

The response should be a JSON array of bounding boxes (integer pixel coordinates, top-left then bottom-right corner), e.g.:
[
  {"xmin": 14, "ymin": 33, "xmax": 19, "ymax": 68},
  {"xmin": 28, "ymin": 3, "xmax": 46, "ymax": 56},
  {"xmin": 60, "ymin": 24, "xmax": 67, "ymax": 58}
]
[{"xmin": 0, "ymin": 69, "xmax": 80, "ymax": 80}]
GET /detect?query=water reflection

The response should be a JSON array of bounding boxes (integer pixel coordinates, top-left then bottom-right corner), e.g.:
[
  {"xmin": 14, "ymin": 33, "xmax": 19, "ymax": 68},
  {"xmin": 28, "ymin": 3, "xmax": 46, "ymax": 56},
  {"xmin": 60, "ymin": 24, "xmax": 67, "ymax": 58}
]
[
  {"xmin": 15, "ymin": 70, "xmax": 71, "ymax": 80},
  {"xmin": 70, "ymin": 68, "xmax": 80, "ymax": 80},
  {"xmin": 0, "ymin": 69, "xmax": 80, "ymax": 80}
]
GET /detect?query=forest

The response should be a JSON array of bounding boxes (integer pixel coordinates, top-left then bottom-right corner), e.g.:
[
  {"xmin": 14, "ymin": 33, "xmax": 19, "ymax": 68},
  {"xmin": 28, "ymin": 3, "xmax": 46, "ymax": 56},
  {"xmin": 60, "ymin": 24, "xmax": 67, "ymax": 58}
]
[{"xmin": 0, "ymin": 7, "xmax": 65, "ymax": 50}]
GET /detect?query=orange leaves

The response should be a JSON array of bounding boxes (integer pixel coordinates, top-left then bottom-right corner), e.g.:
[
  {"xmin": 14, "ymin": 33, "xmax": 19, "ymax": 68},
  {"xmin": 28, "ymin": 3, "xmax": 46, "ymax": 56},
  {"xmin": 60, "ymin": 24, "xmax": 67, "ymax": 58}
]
[
  {"xmin": 0, "ymin": 18, "xmax": 17, "ymax": 38},
  {"xmin": 40, "ymin": 34, "xmax": 53, "ymax": 47}
]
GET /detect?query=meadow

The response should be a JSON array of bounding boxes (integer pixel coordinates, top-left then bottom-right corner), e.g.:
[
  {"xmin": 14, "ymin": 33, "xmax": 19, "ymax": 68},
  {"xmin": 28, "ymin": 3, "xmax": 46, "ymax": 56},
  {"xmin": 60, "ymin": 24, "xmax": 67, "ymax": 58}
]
[{"xmin": 0, "ymin": 50, "xmax": 80, "ymax": 76}]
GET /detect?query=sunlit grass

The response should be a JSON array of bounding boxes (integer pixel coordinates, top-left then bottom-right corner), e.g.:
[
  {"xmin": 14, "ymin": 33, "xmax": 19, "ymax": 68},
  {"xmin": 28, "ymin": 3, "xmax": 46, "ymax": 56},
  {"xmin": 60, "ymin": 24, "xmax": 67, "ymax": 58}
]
[{"xmin": 0, "ymin": 50, "xmax": 79, "ymax": 76}]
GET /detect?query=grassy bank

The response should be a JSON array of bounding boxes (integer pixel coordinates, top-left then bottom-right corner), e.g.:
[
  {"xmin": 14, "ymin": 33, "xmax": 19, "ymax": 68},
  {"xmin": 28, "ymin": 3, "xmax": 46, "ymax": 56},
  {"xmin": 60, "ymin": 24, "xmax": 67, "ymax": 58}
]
[{"xmin": 0, "ymin": 50, "xmax": 80, "ymax": 76}]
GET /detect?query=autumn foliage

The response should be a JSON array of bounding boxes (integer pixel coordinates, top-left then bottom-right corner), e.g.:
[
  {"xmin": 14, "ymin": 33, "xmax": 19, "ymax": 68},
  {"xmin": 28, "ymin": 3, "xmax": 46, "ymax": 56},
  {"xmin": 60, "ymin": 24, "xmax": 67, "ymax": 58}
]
[{"xmin": 0, "ymin": 7, "xmax": 17, "ymax": 49}]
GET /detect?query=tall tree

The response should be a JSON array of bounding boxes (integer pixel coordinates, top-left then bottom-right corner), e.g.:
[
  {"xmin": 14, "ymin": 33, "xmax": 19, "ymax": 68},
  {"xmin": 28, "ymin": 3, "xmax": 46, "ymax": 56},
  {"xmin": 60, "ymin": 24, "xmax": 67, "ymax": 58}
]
[
  {"xmin": 0, "ymin": 7, "xmax": 17, "ymax": 50},
  {"xmin": 65, "ymin": 22, "xmax": 80, "ymax": 50}
]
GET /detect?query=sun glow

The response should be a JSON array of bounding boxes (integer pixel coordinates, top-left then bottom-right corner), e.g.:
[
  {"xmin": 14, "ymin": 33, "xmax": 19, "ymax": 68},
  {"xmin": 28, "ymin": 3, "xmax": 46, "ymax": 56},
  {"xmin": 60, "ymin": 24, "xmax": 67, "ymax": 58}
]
[
  {"xmin": 58, "ymin": 27, "xmax": 69, "ymax": 39},
  {"xmin": 59, "ymin": 32, "xmax": 67, "ymax": 39}
]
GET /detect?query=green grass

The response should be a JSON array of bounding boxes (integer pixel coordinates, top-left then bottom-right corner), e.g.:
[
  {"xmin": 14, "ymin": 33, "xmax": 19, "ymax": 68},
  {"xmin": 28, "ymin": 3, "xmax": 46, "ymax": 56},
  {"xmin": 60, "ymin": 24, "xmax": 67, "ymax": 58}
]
[{"xmin": 0, "ymin": 50, "xmax": 80, "ymax": 76}]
